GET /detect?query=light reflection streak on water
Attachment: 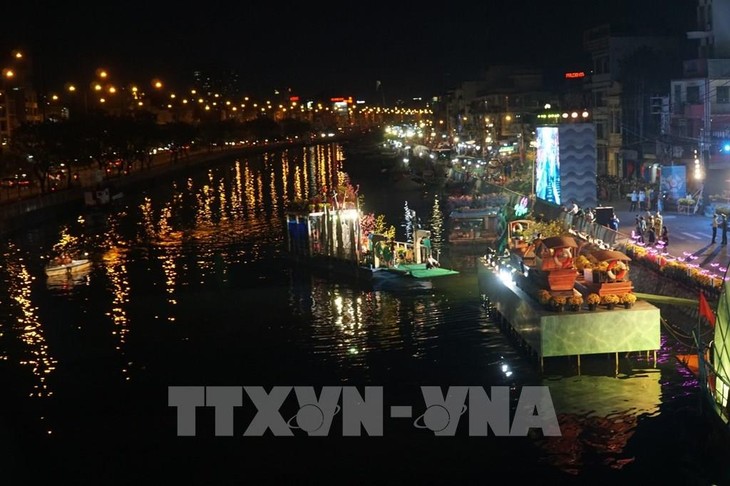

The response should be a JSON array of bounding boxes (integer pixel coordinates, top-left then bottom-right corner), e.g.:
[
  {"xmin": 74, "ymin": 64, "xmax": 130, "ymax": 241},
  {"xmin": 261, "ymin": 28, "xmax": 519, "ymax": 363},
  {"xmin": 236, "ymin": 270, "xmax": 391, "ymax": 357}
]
[
  {"xmin": 143, "ymin": 199, "xmax": 180, "ymax": 322},
  {"xmin": 197, "ymin": 179, "xmax": 214, "ymax": 227},
  {"xmin": 269, "ymin": 166, "xmax": 278, "ymax": 214},
  {"xmin": 244, "ymin": 164, "xmax": 256, "ymax": 219},
  {"xmin": 159, "ymin": 247, "xmax": 179, "ymax": 322},
  {"xmin": 309, "ymin": 286, "xmax": 370, "ymax": 367},
  {"xmin": 255, "ymin": 172, "xmax": 264, "ymax": 216},
  {"xmin": 101, "ymin": 245, "xmax": 131, "ymax": 379},
  {"xmin": 139, "ymin": 197, "xmax": 155, "ymax": 241},
  {"xmin": 538, "ymin": 370, "xmax": 662, "ymax": 473},
  {"xmin": 232, "ymin": 161, "xmax": 243, "ymax": 217},
  {"xmin": 5, "ymin": 244, "xmax": 56, "ymax": 398},
  {"xmin": 293, "ymin": 165, "xmax": 303, "ymax": 201},
  {"xmin": 280, "ymin": 151, "xmax": 290, "ymax": 208},
  {"xmin": 319, "ymin": 145, "xmax": 331, "ymax": 195},
  {"xmin": 305, "ymin": 147, "xmax": 314, "ymax": 196},
  {"xmin": 409, "ymin": 299, "xmax": 440, "ymax": 359},
  {"xmin": 218, "ymin": 176, "xmax": 228, "ymax": 222},
  {"xmin": 306, "ymin": 283, "xmax": 451, "ymax": 370}
]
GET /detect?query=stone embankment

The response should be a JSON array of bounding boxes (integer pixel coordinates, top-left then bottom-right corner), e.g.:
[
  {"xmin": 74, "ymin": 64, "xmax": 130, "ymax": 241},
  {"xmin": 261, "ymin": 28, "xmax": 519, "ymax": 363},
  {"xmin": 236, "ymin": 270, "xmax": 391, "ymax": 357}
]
[{"xmin": 626, "ymin": 261, "xmax": 706, "ymax": 340}]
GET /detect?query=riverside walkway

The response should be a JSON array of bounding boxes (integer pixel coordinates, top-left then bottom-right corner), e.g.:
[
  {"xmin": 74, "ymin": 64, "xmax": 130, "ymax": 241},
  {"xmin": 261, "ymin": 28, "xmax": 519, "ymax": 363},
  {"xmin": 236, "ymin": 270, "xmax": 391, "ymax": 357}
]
[{"xmin": 608, "ymin": 197, "xmax": 729, "ymax": 275}]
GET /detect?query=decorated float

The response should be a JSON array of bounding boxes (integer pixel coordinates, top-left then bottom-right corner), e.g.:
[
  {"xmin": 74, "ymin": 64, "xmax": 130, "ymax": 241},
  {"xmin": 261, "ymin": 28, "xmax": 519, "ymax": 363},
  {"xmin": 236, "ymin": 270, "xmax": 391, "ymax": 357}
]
[{"xmin": 576, "ymin": 249, "xmax": 633, "ymax": 297}]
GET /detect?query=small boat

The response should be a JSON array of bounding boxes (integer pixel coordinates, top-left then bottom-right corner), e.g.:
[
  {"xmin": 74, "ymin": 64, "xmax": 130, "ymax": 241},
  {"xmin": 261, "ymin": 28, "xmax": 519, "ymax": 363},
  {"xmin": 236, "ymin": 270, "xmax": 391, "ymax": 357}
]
[
  {"xmin": 285, "ymin": 205, "xmax": 459, "ymax": 288},
  {"xmin": 45, "ymin": 258, "xmax": 92, "ymax": 276}
]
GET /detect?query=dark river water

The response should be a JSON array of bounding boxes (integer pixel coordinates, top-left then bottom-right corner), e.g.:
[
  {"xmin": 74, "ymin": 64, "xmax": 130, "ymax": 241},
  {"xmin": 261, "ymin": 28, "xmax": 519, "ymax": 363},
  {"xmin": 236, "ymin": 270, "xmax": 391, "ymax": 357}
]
[{"xmin": 1, "ymin": 138, "xmax": 729, "ymax": 485}]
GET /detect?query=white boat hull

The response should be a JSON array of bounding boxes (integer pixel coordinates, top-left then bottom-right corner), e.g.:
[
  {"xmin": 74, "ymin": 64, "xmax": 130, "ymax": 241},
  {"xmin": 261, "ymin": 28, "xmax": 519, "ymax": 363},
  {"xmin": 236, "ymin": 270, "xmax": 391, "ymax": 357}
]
[{"xmin": 45, "ymin": 259, "xmax": 92, "ymax": 276}]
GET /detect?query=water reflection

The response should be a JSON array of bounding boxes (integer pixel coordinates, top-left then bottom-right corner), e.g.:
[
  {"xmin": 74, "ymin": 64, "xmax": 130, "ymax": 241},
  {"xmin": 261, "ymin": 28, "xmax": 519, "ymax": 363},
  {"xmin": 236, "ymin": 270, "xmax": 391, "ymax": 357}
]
[
  {"xmin": 3, "ymin": 243, "xmax": 56, "ymax": 398},
  {"xmin": 0, "ymin": 141, "xmax": 718, "ymax": 481},
  {"xmin": 538, "ymin": 369, "xmax": 661, "ymax": 474}
]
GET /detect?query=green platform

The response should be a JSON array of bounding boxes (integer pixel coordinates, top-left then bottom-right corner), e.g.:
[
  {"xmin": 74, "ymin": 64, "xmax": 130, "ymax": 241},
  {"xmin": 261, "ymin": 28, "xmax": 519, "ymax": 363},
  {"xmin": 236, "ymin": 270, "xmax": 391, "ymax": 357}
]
[{"xmin": 383, "ymin": 263, "xmax": 460, "ymax": 279}]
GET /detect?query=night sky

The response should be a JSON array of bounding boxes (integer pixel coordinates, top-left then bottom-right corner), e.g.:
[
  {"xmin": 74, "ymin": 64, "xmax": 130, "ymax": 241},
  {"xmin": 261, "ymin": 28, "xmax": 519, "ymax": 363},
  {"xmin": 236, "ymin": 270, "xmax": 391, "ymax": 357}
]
[{"xmin": 2, "ymin": 1, "xmax": 696, "ymax": 101}]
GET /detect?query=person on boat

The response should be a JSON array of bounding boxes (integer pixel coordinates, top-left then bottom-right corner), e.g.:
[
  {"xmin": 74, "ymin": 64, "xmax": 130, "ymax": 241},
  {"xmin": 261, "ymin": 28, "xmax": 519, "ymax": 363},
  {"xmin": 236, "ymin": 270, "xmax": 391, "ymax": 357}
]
[
  {"xmin": 426, "ymin": 256, "xmax": 440, "ymax": 269},
  {"xmin": 422, "ymin": 236, "xmax": 432, "ymax": 259}
]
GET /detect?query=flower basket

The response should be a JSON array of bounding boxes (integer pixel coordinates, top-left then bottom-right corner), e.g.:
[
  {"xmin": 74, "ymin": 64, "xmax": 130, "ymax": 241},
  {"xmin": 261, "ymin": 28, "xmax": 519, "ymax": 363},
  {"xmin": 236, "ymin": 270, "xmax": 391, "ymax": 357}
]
[
  {"xmin": 537, "ymin": 290, "xmax": 552, "ymax": 306},
  {"xmin": 568, "ymin": 294, "xmax": 583, "ymax": 311},
  {"xmin": 602, "ymin": 294, "xmax": 620, "ymax": 309},
  {"xmin": 549, "ymin": 296, "xmax": 567, "ymax": 312},
  {"xmin": 620, "ymin": 293, "xmax": 637, "ymax": 308}
]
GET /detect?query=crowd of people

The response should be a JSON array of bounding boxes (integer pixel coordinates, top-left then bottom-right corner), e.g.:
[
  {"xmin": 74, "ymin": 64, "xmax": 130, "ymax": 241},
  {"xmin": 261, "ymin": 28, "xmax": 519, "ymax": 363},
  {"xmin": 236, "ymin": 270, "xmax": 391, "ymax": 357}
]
[
  {"xmin": 564, "ymin": 198, "xmax": 670, "ymax": 249},
  {"xmin": 631, "ymin": 211, "xmax": 668, "ymax": 248}
]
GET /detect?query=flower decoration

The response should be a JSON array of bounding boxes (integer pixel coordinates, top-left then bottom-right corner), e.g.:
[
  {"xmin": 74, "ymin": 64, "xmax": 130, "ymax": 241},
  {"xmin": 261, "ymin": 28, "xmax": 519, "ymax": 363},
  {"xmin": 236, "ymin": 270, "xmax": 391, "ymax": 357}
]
[
  {"xmin": 569, "ymin": 294, "xmax": 584, "ymax": 306},
  {"xmin": 575, "ymin": 255, "xmax": 593, "ymax": 271},
  {"xmin": 602, "ymin": 294, "xmax": 620, "ymax": 305},
  {"xmin": 587, "ymin": 293, "xmax": 601, "ymax": 305},
  {"xmin": 537, "ymin": 290, "xmax": 552, "ymax": 305},
  {"xmin": 550, "ymin": 296, "xmax": 567, "ymax": 307},
  {"xmin": 620, "ymin": 293, "xmax": 637, "ymax": 304}
]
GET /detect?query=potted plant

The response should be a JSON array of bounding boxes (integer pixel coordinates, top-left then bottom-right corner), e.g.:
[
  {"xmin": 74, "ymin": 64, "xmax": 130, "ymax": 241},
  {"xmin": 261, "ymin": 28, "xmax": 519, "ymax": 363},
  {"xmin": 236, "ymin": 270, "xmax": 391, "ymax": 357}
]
[
  {"xmin": 550, "ymin": 295, "xmax": 567, "ymax": 312},
  {"xmin": 537, "ymin": 290, "xmax": 552, "ymax": 306},
  {"xmin": 602, "ymin": 293, "xmax": 620, "ymax": 310},
  {"xmin": 620, "ymin": 293, "xmax": 637, "ymax": 308},
  {"xmin": 568, "ymin": 294, "xmax": 583, "ymax": 311},
  {"xmin": 586, "ymin": 293, "xmax": 601, "ymax": 311}
]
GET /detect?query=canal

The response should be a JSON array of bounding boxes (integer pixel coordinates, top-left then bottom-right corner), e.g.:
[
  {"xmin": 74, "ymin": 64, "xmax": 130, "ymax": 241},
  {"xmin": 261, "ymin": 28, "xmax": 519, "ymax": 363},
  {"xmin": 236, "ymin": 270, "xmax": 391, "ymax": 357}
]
[{"xmin": 0, "ymin": 139, "xmax": 727, "ymax": 484}]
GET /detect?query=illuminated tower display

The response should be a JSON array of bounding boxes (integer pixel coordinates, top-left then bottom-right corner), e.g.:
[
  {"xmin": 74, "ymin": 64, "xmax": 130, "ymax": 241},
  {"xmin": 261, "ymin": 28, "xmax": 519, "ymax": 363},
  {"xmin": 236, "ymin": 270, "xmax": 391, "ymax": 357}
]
[{"xmin": 535, "ymin": 124, "xmax": 597, "ymax": 209}]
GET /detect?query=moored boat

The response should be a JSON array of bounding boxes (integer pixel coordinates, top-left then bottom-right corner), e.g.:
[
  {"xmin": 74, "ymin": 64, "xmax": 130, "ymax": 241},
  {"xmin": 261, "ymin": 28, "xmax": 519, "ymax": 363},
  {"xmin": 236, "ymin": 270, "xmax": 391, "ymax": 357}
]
[
  {"xmin": 284, "ymin": 202, "xmax": 458, "ymax": 288},
  {"xmin": 45, "ymin": 257, "xmax": 92, "ymax": 276}
]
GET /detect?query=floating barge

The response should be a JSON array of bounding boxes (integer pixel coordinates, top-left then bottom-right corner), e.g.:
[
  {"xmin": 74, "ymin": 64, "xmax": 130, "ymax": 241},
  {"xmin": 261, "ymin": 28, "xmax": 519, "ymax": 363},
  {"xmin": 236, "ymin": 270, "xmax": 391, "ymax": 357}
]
[
  {"xmin": 478, "ymin": 256, "xmax": 661, "ymax": 371},
  {"xmin": 447, "ymin": 207, "xmax": 500, "ymax": 247},
  {"xmin": 284, "ymin": 206, "xmax": 458, "ymax": 289}
]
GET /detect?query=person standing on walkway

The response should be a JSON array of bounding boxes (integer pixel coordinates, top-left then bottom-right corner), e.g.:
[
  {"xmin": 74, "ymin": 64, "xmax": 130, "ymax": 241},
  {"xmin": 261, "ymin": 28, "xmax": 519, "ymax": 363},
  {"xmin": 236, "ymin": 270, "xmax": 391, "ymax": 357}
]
[
  {"xmin": 712, "ymin": 212, "xmax": 720, "ymax": 244},
  {"xmin": 635, "ymin": 218, "xmax": 645, "ymax": 243},
  {"xmin": 661, "ymin": 225, "xmax": 669, "ymax": 249},
  {"xmin": 722, "ymin": 214, "xmax": 728, "ymax": 245},
  {"xmin": 638, "ymin": 189, "xmax": 646, "ymax": 211},
  {"xmin": 646, "ymin": 211, "xmax": 655, "ymax": 233},
  {"xmin": 630, "ymin": 189, "xmax": 638, "ymax": 212},
  {"xmin": 585, "ymin": 207, "xmax": 595, "ymax": 224},
  {"xmin": 609, "ymin": 212, "xmax": 620, "ymax": 231},
  {"xmin": 647, "ymin": 225, "xmax": 656, "ymax": 246},
  {"xmin": 655, "ymin": 211, "xmax": 663, "ymax": 236},
  {"xmin": 645, "ymin": 187, "xmax": 652, "ymax": 211}
]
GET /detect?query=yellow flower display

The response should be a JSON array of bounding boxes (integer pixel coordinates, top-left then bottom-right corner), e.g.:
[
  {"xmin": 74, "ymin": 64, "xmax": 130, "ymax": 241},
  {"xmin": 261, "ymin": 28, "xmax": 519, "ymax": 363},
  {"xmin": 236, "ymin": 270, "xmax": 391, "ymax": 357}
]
[
  {"xmin": 620, "ymin": 293, "xmax": 637, "ymax": 304},
  {"xmin": 602, "ymin": 294, "xmax": 620, "ymax": 305},
  {"xmin": 537, "ymin": 290, "xmax": 552, "ymax": 305},
  {"xmin": 569, "ymin": 294, "xmax": 584, "ymax": 306},
  {"xmin": 550, "ymin": 296, "xmax": 567, "ymax": 306}
]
